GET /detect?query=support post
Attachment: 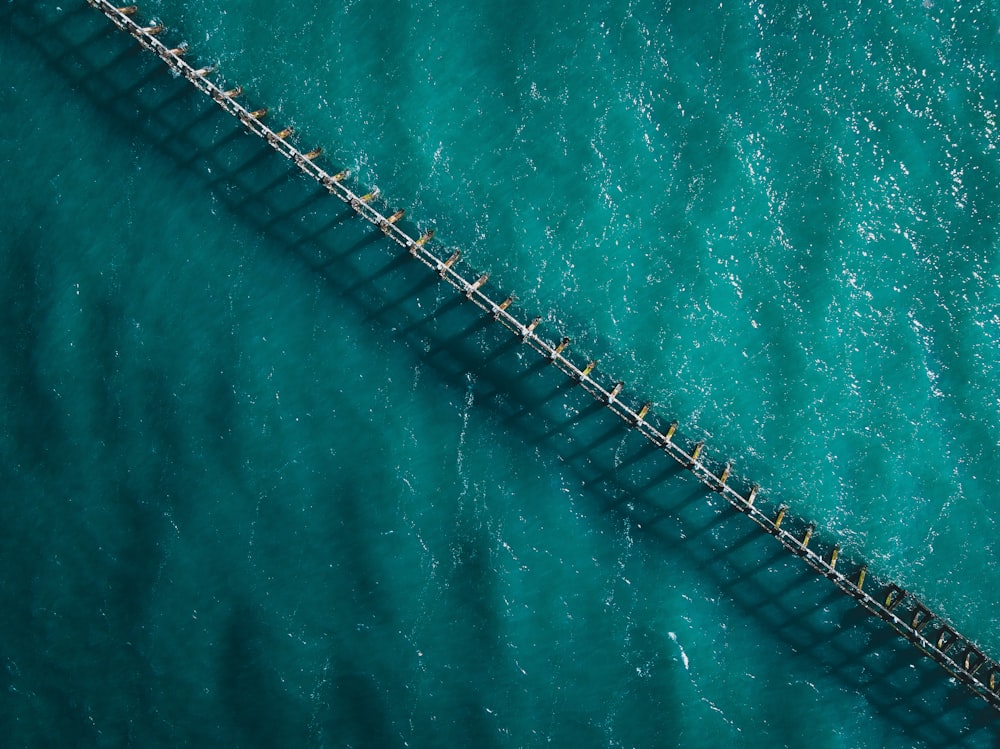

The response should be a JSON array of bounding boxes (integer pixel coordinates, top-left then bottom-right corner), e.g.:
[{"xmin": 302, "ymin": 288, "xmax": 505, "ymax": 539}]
[
  {"xmin": 521, "ymin": 317, "xmax": 542, "ymax": 338},
  {"xmin": 438, "ymin": 250, "xmax": 460, "ymax": 277},
  {"xmin": 224, "ymin": 86, "xmax": 243, "ymax": 98},
  {"xmin": 716, "ymin": 461, "xmax": 731, "ymax": 489},
  {"xmin": 911, "ymin": 606, "xmax": 934, "ymax": 632},
  {"xmin": 117, "ymin": 5, "xmax": 138, "ymax": 14},
  {"xmin": 194, "ymin": 65, "xmax": 215, "ymax": 77},
  {"xmin": 492, "ymin": 295, "xmax": 514, "ymax": 320},
  {"xmin": 687, "ymin": 441, "xmax": 704, "ymax": 469},
  {"xmin": 883, "ymin": 585, "xmax": 906, "ymax": 612},
  {"xmin": 141, "ymin": 22, "xmax": 164, "ymax": 34},
  {"xmin": 380, "ymin": 209, "xmax": 405, "ymax": 233},
  {"xmin": 465, "ymin": 273, "xmax": 489, "ymax": 298},
  {"xmin": 662, "ymin": 421, "xmax": 678, "ymax": 445},
  {"xmin": 801, "ymin": 524, "xmax": 814, "ymax": 549},
  {"xmin": 746, "ymin": 483, "xmax": 759, "ymax": 506},
  {"xmin": 579, "ymin": 361, "xmax": 596, "ymax": 379},
  {"xmin": 634, "ymin": 402, "xmax": 651, "ymax": 423},
  {"xmin": 829, "ymin": 545, "xmax": 839, "ymax": 570},
  {"xmin": 250, "ymin": 107, "xmax": 268, "ymax": 119},
  {"xmin": 551, "ymin": 337, "xmax": 570, "ymax": 359},
  {"xmin": 606, "ymin": 382, "xmax": 623, "ymax": 404},
  {"xmin": 964, "ymin": 647, "xmax": 985, "ymax": 675},
  {"xmin": 275, "ymin": 126, "xmax": 294, "ymax": 140},
  {"xmin": 167, "ymin": 42, "xmax": 188, "ymax": 56},
  {"xmin": 937, "ymin": 627, "xmax": 958, "ymax": 652},
  {"xmin": 856, "ymin": 565, "xmax": 867, "ymax": 591},
  {"xmin": 773, "ymin": 505, "xmax": 788, "ymax": 530},
  {"xmin": 304, "ymin": 147, "xmax": 323, "ymax": 160}
]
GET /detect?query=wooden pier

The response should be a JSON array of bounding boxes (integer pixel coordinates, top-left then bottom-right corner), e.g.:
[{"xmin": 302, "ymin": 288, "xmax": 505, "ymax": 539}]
[{"xmin": 86, "ymin": 0, "xmax": 1000, "ymax": 712}]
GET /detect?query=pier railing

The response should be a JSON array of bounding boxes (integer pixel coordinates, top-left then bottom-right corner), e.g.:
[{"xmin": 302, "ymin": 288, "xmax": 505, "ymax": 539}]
[{"xmin": 86, "ymin": 0, "xmax": 1000, "ymax": 712}]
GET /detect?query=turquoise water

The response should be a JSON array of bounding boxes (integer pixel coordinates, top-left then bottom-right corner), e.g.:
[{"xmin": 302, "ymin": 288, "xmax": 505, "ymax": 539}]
[{"xmin": 2, "ymin": 0, "xmax": 999, "ymax": 745}]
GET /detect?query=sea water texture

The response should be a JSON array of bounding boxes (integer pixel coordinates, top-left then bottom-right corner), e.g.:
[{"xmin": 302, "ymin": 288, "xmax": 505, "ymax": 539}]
[{"xmin": 2, "ymin": 0, "xmax": 999, "ymax": 746}]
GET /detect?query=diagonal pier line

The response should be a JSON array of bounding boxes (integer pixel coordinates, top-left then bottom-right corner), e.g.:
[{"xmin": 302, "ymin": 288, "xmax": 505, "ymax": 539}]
[{"xmin": 84, "ymin": 0, "xmax": 1000, "ymax": 712}]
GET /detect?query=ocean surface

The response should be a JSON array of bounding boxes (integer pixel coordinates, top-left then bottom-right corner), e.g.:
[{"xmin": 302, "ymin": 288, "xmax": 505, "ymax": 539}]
[{"xmin": 2, "ymin": 0, "xmax": 999, "ymax": 745}]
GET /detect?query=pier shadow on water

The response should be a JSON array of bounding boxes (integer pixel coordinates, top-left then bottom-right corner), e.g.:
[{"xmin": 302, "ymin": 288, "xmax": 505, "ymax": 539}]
[{"xmin": 8, "ymin": 4, "xmax": 999, "ymax": 747}]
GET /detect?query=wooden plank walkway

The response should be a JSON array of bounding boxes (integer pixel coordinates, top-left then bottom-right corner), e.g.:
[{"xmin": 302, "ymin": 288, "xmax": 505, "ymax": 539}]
[{"xmin": 86, "ymin": 0, "xmax": 1000, "ymax": 712}]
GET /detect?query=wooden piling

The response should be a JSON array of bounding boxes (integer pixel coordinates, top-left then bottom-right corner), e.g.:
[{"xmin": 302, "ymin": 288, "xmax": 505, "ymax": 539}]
[
  {"xmin": 466, "ymin": 273, "xmax": 489, "ymax": 297},
  {"xmin": 275, "ymin": 126, "xmax": 294, "ymax": 140},
  {"xmin": 551, "ymin": 337, "xmax": 570, "ymax": 358},
  {"xmin": 773, "ymin": 505, "xmax": 788, "ymax": 530},
  {"xmin": 492, "ymin": 295, "xmax": 514, "ymax": 320},
  {"xmin": 716, "ymin": 461, "xmax": 731, "ymax": 489},
  {"xmin": 856, "ymin": 565, "xmax": 867, "ymax": 590},
  {"xmin": 911, "ymin": 606, "xmax": 934, "ymax": 632},
  {"xmin": 167, "ymin": 42, "xmax": 188, "ymax": 56},
  {"xmin": 250, "ymin": 107, "xmax": 268, "ymax": 119},
  {"xmin": 438, "ymin": 250, "xmax": 460, "ymax": 277},
  {"xmin": 965, "ymin": 647, "xmax": 986, "ymax": 675},
  {"xmin": 606, "ymin": 381, "xmax": 624, "ymax": 403},
  {"xmin": 884, "ymin": 585, "xmax": 906, "ymax": 612},
  {"xmin": 829, "ymin": 545, "xmax": 840, "ymax": 570},
  {"xmin": 117, "ymin": 5, "xmax": 138, "ymax": 14},
  {"xmin": 635, "ymin": 402, "xmax": 651, "ymax": 422},
  {"xmin": 580, "ymin": 361, "xmax": 596, "ymax": 379},
  {"xmin": 746, "ymin": 483, "xmax": 759, "ymax": 506},
  {"xmin": 662, "ymin": 420, "xmax": 678, "ymax": 445},
  {"xmin": 304, "ymin": 146, "xmax": 323, "ymax": 160},
  {"xmin": 800, "ymin": 524, "xmax": 814, "ymax": 548},
  {"xmin": 522, "ymin": 317, "xmax": 542, "ymax": 337},
  {"xmin": 140, "ymin": 22, "xmax": 163, "ymax": 34},
  {"xmin": 224, "ymin": 86, "xmax": 243, "ymax": 98},
  {"xmin": 937, "ymin": 627, "xmax": 959, "ymax": 652},
  {"xmin": 687, "ymin": 441, "xmax": 704, "ymax": 469}
]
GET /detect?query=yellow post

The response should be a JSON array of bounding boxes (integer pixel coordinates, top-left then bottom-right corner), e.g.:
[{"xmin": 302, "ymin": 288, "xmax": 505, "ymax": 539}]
[
  {"xmin": 250, "ymin": 107, "xmax": 268, "ymax": 119},
  {"xmin": 492, "ymin": 295, "xmax": 514, "ymax": 318},
  {"xmin": 581, "ymin": 361, "xmax": 596, "ymax": 378},
  {"xmin": 117, "ymin": 5, "xmax": 138, "ymax": 14},
  {"xmin": 360, "ymin": 188, "xmax": 379, "ymax": 202},
  {"xmin": 884, "ymin": 585, "xmax": 905, "ymax": 611},
  {"xmin": 167, "ymin": 42, "xmax": 188, "ymax": 56},
  {"xmin": 801, "ymin": 524, "xmax": 814, "ymax": 548},
  {"xmin": 746, "ymin": 483, "xmax": 759, "ymax": 506},
  {"xmin": 688, "ymin": 441, "xmax": 704, "ymax": 468},
  {"xmin": 194, "ymin": 65, "xmax": 215, "ymax": 77},
  {"xmin": 552, "ymin": 337, "xmax": 570, "ymax": 357},
  {"xmin": 416, "ymin": 229, "xmax": 435, "ymax": 246},
  {"xmin": 524, "ymin": 317, "xmax": 542, "ymax": 334},
  {"xmin": 275, "ymin": 126, "xmax": 294, "ymax": 140},
  {"xmin": 304, "ymin": 147, "xmax": 323, "ymax": 160},
  {"xmin": 141, "ymin": 22, "xmax": 164, "ymax": 35},
  {"xmin": 663, "ymin": 421, "xmax": 678, "ymax": 444},
  {"xmin": 386, "ymin": 209, "xmax": 404, "ymax": 224},
  {"xmin": 717, "ymin": 461, "xmax": 731, "ymax": 487},
  {"xmin": 829, "ymin": 545, "xmax": 839, "ymax": 570},
  {"xmin": 224, "ymin": 86, "xmax": 243, "ymax": 98},
  {"xmin": 607, "ymin": 382, "xmax": 623, "ymax": 402},
  {"xmin": 773, "ymin": 505, "xmax": 788, "ymax": 529},
  {"xmin": 636, "ymin": 402, "xmax": 651, "ymax": 421},
  {"xmin": 437, "ymin": 250, "xmax": 461, "ymax": 276},
  {"xmin": 466, "ymin": 273, "xmax": 489, "ymax": 296},
  {"xmin": 856, "ymin": 565, "xmax": 867, "ymax": 590}
]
